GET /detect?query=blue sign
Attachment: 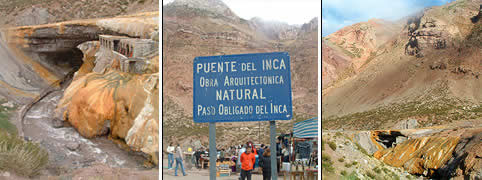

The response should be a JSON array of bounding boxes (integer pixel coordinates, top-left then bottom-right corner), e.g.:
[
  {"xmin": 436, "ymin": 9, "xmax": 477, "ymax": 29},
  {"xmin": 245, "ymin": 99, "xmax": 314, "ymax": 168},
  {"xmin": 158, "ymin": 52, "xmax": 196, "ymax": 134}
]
[{"xmin": 193, "ymin": 52, "xmax": 292, "ymax": 123}]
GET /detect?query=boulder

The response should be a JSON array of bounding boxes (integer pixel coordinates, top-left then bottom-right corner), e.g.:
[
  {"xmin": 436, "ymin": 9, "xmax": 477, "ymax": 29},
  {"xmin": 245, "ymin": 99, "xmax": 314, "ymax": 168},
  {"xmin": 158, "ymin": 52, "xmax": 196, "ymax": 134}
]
[
  {"xmin": 57, "ymin": 70, "xmax": 159, "ymax": 164},
  {"xmin": 353, "ymin": 131, "xmax": 383, "ymax": 155},
  {"xmin": 66, "ymin": 142, "xmax": 80, "ymax": 151},
  {"xmin": 1, "ymin": 101, "xmax": 14, "ymax": 108},
  {"xmin": 51, "ymin": 119, "xmax": 64, "ymax": 128},
  {"xmin": 393, "ymin": 119, "xmax": 419, "ymax": 130}
]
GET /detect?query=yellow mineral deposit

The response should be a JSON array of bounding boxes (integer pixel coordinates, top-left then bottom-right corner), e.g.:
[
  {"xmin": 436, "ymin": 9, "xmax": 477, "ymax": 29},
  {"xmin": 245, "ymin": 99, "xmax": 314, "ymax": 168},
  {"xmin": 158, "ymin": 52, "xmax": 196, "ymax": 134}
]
[{"xmin": 374, "ymin": 136, "xmax": 460, "ymax": 176}]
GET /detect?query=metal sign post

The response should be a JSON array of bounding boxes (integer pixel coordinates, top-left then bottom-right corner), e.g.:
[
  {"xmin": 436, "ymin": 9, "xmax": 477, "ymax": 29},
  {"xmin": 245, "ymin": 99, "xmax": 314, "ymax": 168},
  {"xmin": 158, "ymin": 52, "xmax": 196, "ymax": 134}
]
[
  {"xmin": 193, "ymin": 52, "xmax": 292, "ymax": 180},
  {"xmin": 270, "ymin": 121, "xmax": 278, "ymax": 180},
  {"xmin": 209, "ymin": 122, "xmax": 216, "ymax": 180}
]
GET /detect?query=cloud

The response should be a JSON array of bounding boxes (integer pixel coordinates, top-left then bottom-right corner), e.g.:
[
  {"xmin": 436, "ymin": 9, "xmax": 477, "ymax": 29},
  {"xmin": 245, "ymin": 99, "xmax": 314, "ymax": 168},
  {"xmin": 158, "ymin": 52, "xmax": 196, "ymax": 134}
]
[
  {"xmin": 322, "ymin": 0, "xmax": 455, "ymax": 36},
  {"xmin": 223, "ymin": 0, "xmax": 320, "ymax": 25},
  {"xmin": 163, "ymin": 0, "xmax": 320, "ymax": 25}
]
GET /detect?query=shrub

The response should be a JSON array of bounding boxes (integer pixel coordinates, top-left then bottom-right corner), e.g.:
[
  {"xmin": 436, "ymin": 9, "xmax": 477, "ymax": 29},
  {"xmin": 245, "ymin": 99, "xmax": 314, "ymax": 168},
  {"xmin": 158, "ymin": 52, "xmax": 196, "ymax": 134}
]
[
  {"xmin": 345, "ymin": 162, "xmax": 353, "ymax": 168},
  {"xmin": 322, "ymin": 153, "xmax": 331, "ymax": 162},
  {"xmin": 321, "ymin": 153, "xmax": 334, "ymax": 173},
  {"xmin": 328, "ymin": 141, "xmax": 337, "ymax": 151},
  {"xmin": 338, "ymin": 157, "xmax": 345, "ymax": 162},
  {"xmin": 0, "ymin": 131, "xmax": 49, "ymax": 177},
  {"xmin": 354, "ymin": 142, "xmax": 368, "ymax": 155},
  {"xmin": 0, "ymin": 104, "xmax": 16, "ymax": 135},
  {"xmin": 343, "ymin": 171, "xmax": 361, "ymax": 180},
  {"xmin": 0, "ymin": 117, "xmax": 17, "ymax": 135},
  {"xmin": 366, "ymin": 170, "xmax": 376, "ymax": 179},
  {"xmin": 374, "ymin": 166, "xmax": 382, "ymax": 173},
  {"xmin": 341, "ymin": 170, "xmax": 348, "ymax": 176},
  {"xmin": 321, "ymin": 139, "xmax": 325, "ymax": 150}
]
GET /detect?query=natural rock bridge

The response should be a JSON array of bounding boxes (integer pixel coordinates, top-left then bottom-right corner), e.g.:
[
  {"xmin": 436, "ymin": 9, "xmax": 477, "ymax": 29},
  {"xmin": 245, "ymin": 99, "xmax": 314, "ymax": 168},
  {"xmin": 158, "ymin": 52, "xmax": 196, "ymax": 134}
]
[{"xmin": 0, "ymin": 12, "xmax": 158, "ymax": 102}]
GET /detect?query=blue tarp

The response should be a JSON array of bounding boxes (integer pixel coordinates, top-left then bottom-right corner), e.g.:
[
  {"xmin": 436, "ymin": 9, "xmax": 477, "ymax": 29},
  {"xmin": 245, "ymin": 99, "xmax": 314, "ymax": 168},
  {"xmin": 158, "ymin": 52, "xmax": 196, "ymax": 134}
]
[{"xmin": 293, "ymin": 117, "xmax": 318, "ymax": 138}]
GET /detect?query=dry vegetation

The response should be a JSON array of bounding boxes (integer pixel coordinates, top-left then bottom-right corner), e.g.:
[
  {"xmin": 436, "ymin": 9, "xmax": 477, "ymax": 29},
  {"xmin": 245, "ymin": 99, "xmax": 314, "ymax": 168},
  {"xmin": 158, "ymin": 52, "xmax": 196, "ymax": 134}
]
[
  {"xmin": 0, "ymin": 100, "xmax": 48, "ymax": 177},
  {"xmin": 0, "ymin": 131, "xmax": 49, "ymax": 177}
]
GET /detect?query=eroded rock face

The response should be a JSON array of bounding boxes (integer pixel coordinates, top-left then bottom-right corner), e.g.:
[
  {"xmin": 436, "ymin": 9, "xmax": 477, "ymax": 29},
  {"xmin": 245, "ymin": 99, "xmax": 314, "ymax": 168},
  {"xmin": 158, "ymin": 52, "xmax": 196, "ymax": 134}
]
[
  {"xmin": 437, "ymin": 131, "xmax": 482, "ymax": 178},
  {"xmin": 375, "ymin": 136, "xmax": 460, "ymax": 176},
  {"xmin": 2, "ymin": 12, "xmax": 161, "ymax": 165},
  {"xmin": 371, "ymin": 126, "xmax": 482, "ymax": 178},
  {"xmin": 405, "ymin": 15, "xmax": 449, "ymax": 57},
  {"xmin": 404, "ymin": 0, "xmax": 481, "ymax": 57},
  {"xmin": 16, "ymin": 7, "xmax": 51, "ymax": 26},
  {"xmin": 57, "ymin": 70, "xmax": 159, "ymax": 164}
]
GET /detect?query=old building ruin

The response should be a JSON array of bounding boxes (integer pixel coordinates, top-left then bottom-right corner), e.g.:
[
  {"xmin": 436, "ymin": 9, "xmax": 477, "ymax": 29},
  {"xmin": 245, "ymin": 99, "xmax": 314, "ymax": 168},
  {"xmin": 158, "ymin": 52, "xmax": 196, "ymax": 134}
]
[{"xmin": 99, "ymin": 35, "xmax": 158, "ymax": 74}]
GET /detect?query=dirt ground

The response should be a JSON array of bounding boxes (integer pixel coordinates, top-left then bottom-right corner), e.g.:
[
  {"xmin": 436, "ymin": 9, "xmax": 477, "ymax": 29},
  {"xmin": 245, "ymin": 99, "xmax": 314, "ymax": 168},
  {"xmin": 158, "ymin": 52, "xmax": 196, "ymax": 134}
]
[{"xmin": 161, "ymin": 157, "xmax": 295, "ymax": 180}]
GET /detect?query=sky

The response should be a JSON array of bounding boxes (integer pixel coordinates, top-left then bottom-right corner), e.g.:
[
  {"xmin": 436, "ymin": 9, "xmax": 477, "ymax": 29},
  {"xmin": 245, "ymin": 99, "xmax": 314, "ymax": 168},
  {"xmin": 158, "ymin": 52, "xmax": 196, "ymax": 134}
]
[
  {"xmin": 163, "ymin": 0, "xmax": 321, "ymax": 25},
  {"xmin": 322, "ymin": 0, "xmax": 456, "ymax": 37}
]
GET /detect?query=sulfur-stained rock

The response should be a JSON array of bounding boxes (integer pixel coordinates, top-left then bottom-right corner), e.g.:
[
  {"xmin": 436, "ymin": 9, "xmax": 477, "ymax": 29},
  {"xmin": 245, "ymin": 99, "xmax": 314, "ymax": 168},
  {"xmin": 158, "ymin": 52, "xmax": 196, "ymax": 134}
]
[
  {"xmin": 56, "ymin": 70, "xmax": 159, "ymax": 164},
  {"xmin": 437, "ymin": 131, "xmax": 482, "ymax": 178},
  {"xmin": 403, "ymin": 158, "xmax": 425, "ymax": 175},
  {"xmin": 375, "ymin": 136, "xmax": 460, "ymax": 176}
]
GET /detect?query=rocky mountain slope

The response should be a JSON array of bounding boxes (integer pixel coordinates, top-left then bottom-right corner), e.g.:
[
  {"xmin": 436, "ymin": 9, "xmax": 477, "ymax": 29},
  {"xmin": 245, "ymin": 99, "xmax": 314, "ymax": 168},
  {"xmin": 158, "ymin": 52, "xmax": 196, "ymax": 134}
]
[
  {"xmin": 322, "ymin": 19, "xmax": 402, "ymax": 89},
  {"xmin": 322, "ymin": 0, "xmax": 481, "ymax": 179},
  {"xmin": 163, "ymin": 0, "xmax": 318, "ymax": 148},
  {"xmin": 322, "ymin": 0, "xmax": 481, "ymax": 129},
  {"xmin": 0, "ymin": 0, "xmax": 158, "ymax": 27}
]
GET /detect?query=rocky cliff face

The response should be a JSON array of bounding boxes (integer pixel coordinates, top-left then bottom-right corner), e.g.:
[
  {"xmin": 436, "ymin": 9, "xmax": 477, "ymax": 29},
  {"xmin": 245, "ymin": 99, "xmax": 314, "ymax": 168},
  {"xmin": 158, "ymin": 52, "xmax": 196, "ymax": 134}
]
[
  {"xmin": 404, "ymin": 0, "xmax": 480, "ymax": 57},
  {"xmin": 168, "ymin": 0, "xmax": 237, "ymax": 20},
  {"xmin": 0, "ymin": 0, "xmax": 158, "ymax": 27},
  {"xmin": 248, "ymin": 17, "xmax": 300, "ymax": 41}
]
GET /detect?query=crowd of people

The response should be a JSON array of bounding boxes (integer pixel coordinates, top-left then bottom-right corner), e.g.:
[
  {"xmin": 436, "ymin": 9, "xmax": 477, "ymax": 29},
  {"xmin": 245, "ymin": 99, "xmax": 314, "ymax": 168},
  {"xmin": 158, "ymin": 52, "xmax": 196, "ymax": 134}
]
[
  {"xmin": 166, "ymin": 143, "xmax": 187, "ymax": 176},
  {"xmin": 165, "ymin": 136, "xmax": 318, "ymax": 179}
]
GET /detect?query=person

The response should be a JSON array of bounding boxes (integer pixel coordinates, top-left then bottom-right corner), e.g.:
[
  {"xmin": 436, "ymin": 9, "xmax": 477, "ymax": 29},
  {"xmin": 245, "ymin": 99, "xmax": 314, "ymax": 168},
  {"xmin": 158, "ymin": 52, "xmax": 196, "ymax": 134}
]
[
  {"xmin": 220, "ymin": 148, "xmax": 225, "ymax": 162},
  {"xmin": 240, "ymin": 146, "xmax": 256, "ymax": 180},
  {"xmin": 258, "ymin": 144, "xmax": 265, "ymax": 158},
  {"xmin": 195, "ymin": 147, "xmax": 205, "ymax": 168},
  {"xmin": 259, "ymin": 148, "xmax": 272, "ymax": 180},
  {"xmin": 247, "ymin": 141, "xmax": 257, "ymax": 155},
  {"xmin": 237, "ymin": 144, "xmax": 246, "ymax": 172},
  {"xmin": 310, "ymin": 150, "xmax": 318, "ymax": 166},
  {"xmin": 174, "ymin": 144, "xmax": 187, "ymax": 176},
  {"xmin": 167, "ymin": 143, "xmax": 175, "ymax": 170},
  {"xmin": 193, "ymin": 148, "xmax": 200, "ymax": 168},
  {"xmin": 282, "ymin": 145, "xmax": 289, "ymax": 162}
]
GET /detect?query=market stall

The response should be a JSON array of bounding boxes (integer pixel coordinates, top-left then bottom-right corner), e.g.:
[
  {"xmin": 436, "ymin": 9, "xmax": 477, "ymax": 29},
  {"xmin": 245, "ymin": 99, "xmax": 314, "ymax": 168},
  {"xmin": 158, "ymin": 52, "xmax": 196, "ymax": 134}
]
[{"xmin": 287, "ymin": 117, "xmax": 319, "ymax": 179}]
